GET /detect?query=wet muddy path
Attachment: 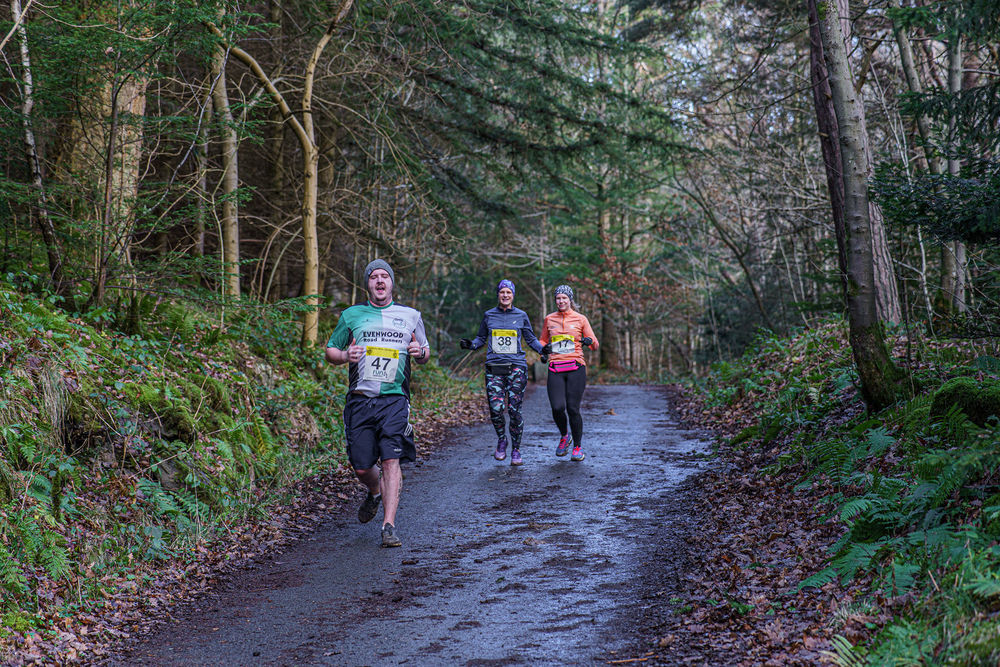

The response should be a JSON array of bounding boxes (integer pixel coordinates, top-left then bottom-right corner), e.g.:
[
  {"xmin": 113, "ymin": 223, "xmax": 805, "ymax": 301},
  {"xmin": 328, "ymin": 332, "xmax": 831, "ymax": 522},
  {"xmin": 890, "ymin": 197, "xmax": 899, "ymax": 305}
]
[{"xmin": 116, "ymin": 384, "xmax": 709, "ymax": 666}]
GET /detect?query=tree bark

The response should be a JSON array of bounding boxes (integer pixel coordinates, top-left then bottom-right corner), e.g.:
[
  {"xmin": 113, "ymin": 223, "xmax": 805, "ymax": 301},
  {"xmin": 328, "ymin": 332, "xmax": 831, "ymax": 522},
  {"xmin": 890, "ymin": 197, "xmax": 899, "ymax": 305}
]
[
  {"xmin": 210, "ymin": 21, "xmax": 241, "ymax": 300},
  {"xmin": 808, "ymin": 0, "xmax": 900, "ymax": 324},
  {"xmin": 817, "ymin": 0, "xmax": 906, "ymax": 410},
  {"xmin": 11, "ymin": 0, "xmax": 65, "ymax": 295},
  {"xmin": 193, "ymin": 88, "xmax": 211, "ymax": 259},
  {"xmin": 946, "ymin": 32, "xmax": 966, "ymax": 313},
  {"xmin": 806, "ymin": 0, "xmax": 848, "ymax": 304}
]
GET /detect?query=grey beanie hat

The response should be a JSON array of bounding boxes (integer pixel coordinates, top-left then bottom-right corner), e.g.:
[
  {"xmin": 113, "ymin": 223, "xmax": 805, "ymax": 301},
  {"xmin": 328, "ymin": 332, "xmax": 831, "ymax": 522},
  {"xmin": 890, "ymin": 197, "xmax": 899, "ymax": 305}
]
[
  {"xmin": 364, "ymin": 259, "xmax": 394, "ymax": 285},
  {"xmin": 554, "ymin": 284, "xmax": 574, "ymax": 300}
]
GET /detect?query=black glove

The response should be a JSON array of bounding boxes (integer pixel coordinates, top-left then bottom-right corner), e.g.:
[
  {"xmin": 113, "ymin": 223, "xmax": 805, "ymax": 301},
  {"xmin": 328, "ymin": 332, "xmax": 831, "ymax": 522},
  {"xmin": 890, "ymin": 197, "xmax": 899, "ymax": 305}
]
[
  {"xmin": 582, "ymin": 337, "xmax": 593, "ymax": 348},
  {"xmin": 540, "ymin": 354, "xmax": 549, "ymax": 363},
  {"xmin": 460, "ymin": 338, "xmax": 473, "ymax": 350},
  {"xmin": 541, "ymin": 342, "xmax": 552, "ymax": 355}
]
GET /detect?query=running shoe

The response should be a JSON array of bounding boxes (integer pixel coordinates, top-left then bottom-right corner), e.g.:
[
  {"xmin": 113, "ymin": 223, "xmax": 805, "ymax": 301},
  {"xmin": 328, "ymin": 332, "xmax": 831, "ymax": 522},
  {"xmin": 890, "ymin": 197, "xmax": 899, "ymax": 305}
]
[
  {"xmin": 494, "ymin": 438, "xmax": 508, "ymax": 461},
  {"xmin": 358, "ymin": 491, "xmax": 381, "ymax": 524},
  {"xmin": 510, "ymin": 449, "xmax": 523, "ymax": 466},
  {"xmin": 556, "ymin": 434, "xmax": 572, "ymax": 456},
  {"xmin": 381, "ymin": 523, "xmax": 402, "ymax": 548},
  {"xmin": 571, "ymin": 445, "xmax": 585, "ymax": 461}
]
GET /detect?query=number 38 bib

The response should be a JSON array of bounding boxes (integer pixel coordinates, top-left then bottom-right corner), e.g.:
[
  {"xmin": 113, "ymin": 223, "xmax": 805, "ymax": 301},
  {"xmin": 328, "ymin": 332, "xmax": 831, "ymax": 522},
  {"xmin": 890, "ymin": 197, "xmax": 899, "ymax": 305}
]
[
  {"xmin": 491, "ymin": 329, "xmax": 517, "ymax": 354},
  {"xmin": 362, "ymin": 345, "xmax": 401, "ymax": 382}
]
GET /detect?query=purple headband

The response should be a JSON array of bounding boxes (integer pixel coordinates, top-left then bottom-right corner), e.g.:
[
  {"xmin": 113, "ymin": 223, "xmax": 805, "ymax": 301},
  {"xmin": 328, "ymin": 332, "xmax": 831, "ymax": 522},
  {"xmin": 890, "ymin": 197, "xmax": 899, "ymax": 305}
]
[{"xmin": 497, "ymin": 279, "xmax": 515, "ymax": 296}]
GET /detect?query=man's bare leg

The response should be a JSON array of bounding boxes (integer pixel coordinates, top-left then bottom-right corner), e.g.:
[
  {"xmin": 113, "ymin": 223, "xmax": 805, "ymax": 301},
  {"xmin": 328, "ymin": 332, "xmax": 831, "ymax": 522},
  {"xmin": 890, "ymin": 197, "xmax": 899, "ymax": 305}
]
[{"xmin": 380, "ymin": 458, "xmax": 402, "ymax": 527}]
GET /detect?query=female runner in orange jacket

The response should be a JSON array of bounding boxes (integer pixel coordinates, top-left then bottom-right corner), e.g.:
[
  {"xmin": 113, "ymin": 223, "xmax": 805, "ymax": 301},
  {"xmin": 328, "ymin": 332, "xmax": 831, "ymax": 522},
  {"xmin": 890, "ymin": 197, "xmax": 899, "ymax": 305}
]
[{"xmin": 539, "ymin": 285, "xmax": 598, "ymax": 461}]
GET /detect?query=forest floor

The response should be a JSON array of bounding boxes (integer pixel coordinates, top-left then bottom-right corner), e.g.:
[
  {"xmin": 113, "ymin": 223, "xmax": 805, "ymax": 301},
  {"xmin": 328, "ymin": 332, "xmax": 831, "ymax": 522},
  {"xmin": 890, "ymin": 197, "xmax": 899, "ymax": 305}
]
[{"xmin": 635, "ymin": 385, "xmax": 870, "ymax": 666}]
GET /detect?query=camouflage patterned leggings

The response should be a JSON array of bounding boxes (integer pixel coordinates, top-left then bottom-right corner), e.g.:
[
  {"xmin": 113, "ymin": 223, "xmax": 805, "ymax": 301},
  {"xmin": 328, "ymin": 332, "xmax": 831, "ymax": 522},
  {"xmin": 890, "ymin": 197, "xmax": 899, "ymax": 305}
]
[{"xmin": 485, "ymin": 366, "xmax": 528, "ymax": 447}]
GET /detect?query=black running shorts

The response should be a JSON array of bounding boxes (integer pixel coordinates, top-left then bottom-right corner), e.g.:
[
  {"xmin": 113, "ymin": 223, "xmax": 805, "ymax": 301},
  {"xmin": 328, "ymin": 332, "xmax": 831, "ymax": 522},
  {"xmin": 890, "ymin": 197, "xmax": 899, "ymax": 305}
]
[{"xmin": 343, "ymin": 394, "xmax": 417, "ymax": 470}]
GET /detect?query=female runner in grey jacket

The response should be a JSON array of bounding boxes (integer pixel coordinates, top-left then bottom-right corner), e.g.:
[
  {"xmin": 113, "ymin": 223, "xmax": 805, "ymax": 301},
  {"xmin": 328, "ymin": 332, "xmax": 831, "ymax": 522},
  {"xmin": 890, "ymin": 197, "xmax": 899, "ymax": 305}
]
[{"xmin": 460, "ymin": 279, "xmax": 545, "ymax": 465}]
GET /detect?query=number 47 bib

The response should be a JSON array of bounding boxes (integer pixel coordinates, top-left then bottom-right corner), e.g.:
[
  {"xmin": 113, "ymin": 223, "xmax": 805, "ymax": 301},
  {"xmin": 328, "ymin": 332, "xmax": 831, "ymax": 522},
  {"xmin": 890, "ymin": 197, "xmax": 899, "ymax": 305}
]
[{"xmin": 362, "ymin": 345, "xmax": 400, "ymax": 382}]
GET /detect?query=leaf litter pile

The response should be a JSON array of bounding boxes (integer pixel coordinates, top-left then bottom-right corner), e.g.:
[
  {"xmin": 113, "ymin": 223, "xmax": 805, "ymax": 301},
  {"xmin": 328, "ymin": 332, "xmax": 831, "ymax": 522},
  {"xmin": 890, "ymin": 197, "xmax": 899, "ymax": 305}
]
[{"xmin": 618, "ymin": 381, "xmax": 882, "ymax": 666}]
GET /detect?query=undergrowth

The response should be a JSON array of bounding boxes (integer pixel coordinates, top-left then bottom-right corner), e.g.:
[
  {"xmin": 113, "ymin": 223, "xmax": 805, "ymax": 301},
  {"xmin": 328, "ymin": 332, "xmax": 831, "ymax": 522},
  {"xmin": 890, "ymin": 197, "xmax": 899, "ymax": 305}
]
[
  {"xmin": 699, "ymin": 318, "xmax": 1000, "ymax": 665},
  {"xmin": 0, "ymin": 276, "xmax": 468, "ymax": 655}
]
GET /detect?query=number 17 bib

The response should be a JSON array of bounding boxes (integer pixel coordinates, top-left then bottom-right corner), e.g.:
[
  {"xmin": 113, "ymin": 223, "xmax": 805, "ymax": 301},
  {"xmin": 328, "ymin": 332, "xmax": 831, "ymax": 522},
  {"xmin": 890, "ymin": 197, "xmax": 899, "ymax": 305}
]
[{"xmin": 550, "ymin": 334, "xmax": 574, "ymax": 354}]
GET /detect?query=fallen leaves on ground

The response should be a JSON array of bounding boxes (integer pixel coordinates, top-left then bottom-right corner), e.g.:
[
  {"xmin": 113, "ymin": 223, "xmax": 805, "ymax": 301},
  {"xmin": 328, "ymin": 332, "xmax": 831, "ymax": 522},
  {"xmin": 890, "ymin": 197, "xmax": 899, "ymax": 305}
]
[{"xmin": 626, "ymin": 384, "xmax": 868, "ymax": 666}]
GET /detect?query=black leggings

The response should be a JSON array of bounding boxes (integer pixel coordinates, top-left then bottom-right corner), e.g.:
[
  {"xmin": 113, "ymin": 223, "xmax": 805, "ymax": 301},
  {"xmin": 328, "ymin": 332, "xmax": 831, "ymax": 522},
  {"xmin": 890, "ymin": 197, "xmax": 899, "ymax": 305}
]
[{"xmin": 546, "ymin": 365, "xmax": 586, "ymax": 447}]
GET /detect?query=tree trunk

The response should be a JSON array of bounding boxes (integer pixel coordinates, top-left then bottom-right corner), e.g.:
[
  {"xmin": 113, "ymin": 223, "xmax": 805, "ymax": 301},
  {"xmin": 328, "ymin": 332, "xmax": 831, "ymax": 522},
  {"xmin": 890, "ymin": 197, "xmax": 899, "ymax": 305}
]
[
  {"xmin": 206, "ymin": 0, "xmax": 354, "ymax": 346},
  {"xmin": 817, "ymin": 0, "xmax": 906, "ymax": 410},
  {"xmin": 806, "ymin": 0, "xmax": 849, "ymax": 302},
  {"xmin": 889, "ymin": 1, "xmax": 955, "ymax": 320},
  {"xmin": 194, "ymin": 88, "xmax": 211, "ymax": 258},
  {"xmin": 947, "ymin": 33, "xmax": 966, "ymax": 313},
  {"xmin": 11, "ymin": 0, "xmax": 65, "ymax": 295},
  {"xmin": 210, "ymin": 30, "xmax": 241, "ymax": 300},
  {"xmin": 90, "ymin": 68, "xmax": 148, "ymax": 309},
  {"xmin": 597, "ymin": 206, "xmax": 621, "ymax": 370},
  {"xmin": 809, "ymin": 0, "xmax": 900, "ymax": 324}
]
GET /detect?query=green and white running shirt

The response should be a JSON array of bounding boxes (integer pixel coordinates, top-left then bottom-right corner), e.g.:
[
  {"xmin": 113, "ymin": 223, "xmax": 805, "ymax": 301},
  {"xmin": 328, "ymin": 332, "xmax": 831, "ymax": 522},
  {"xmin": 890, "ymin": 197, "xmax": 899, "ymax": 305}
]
[{"xmin": 327, "ymin": 301, "xmax": 429, "ymax": 398}]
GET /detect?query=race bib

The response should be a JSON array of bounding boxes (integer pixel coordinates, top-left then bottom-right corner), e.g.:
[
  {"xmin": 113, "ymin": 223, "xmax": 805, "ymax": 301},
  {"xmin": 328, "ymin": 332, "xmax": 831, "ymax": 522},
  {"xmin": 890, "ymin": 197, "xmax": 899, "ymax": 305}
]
[
  {"xmin": 362, "ymin": 345, "xmax": 400, "ymax": 383},
  {"xmin": 550, "ymin": 334, "xmax": 575, "ymax": 355},
  {"xmin": 491, "ymin": 329, "xmax": 517, "ymax": 354}
]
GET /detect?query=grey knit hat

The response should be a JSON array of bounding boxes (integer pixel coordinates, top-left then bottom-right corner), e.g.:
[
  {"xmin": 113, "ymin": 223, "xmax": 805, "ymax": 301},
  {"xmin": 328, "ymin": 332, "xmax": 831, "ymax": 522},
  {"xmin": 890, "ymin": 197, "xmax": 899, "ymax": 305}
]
[
  {"xmin": 554, "ymin": 284, "xmax": 574, "ymax": 300},
  {"xmin": 364, "ymin": 259, "xmax": 394, "ymax": 285}
]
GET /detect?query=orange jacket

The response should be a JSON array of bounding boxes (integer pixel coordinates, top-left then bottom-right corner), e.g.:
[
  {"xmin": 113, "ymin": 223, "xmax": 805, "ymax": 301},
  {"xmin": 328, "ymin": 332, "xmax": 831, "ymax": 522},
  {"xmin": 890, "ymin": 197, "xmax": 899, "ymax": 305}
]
[{"xmin": 540, "ymin": 309, "xmax": 598, "ymax": 366}]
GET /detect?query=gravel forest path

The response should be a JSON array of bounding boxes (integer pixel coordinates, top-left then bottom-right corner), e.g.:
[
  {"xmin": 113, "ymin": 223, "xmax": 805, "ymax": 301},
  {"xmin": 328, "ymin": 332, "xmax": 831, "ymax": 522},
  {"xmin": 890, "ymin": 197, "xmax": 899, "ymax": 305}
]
[{"xmin": 113, "ymin": 384, "xmax": 709, "ymax": 666}]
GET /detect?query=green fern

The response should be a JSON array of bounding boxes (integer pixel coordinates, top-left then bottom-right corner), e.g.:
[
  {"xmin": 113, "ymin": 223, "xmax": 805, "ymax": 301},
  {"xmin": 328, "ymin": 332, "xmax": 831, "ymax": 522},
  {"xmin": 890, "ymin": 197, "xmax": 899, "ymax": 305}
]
[
  {"xmin": 839, "ymin": 497, "xmax": 875, "ymax": 522},
  {"xmin": 39, "ymin": 531, "xmax": 70, "ymax": 579},
  {"xmin": 137, "ymin": 478, "xmax": 184, "ymax": 518},
  {"xmin": 0, "ymin": 542, "xmax": 28, "ymax": 595},
  {"xmin": 798, "ymin": 565, "xmax": 838, "ymax": 591},
  {"xmin": 864, "ymin": 427, "xmax": 895, "ymax": 457},
  {"xmin": 966, "ymin": 574, "xmax": 1000, "ymax": 599},
  {"xmin": 171, "ymin": 487, "xmax": 209, "ymax": 522},
  {"xmin": 821, "ymin": 634, "xmax": 866, "ymax": 667}
]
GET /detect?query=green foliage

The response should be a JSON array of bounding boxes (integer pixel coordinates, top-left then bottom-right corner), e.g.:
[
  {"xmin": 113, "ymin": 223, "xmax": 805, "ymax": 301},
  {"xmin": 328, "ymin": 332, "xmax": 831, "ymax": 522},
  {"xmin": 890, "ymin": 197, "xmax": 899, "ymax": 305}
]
[
  {"xmin": 703, "ymin": 318, "xmax": 1000, "ymax": 664},
  {"xmin": 0, "ymin": 282, "xmax": 467, "ymax": 640},
  {"xmin": 930, "ymin": 376, "xmax": 1000, "ymax": 427}
]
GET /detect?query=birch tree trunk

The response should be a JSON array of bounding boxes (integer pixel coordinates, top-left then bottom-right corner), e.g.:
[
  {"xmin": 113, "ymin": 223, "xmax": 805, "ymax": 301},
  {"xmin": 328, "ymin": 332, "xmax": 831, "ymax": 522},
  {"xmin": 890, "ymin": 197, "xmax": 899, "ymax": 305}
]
[
  {"xmin": 817, "ymin": 0, "xmax": 906, "ymax": 410},
  {"xmin": 947, "ymin": 34, "xmax": 967, "ymax": 313},
  {"xmin": 11, "ymin": 0, "xmax": 65, "ymax": 295}
]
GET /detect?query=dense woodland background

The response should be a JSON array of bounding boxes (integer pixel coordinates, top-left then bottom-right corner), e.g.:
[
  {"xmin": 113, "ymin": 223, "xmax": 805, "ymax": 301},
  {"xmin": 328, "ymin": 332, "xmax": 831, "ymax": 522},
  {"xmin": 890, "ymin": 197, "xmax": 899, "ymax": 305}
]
[
  {"xmin": 3, "ymin": 0, "xmax": 995, "ymax": 379},
  {"xmin": 3, "ymin": 0, "xmax": 1000, "ymax": 663}
]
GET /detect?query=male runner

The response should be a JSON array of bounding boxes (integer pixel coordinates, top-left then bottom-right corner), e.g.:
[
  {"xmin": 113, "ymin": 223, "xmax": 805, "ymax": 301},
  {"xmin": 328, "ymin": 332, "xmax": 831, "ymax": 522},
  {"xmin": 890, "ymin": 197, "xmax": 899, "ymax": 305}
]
[{"xmin": 325, "ymin": 259, "xmax": 430, "ymax": 547}]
